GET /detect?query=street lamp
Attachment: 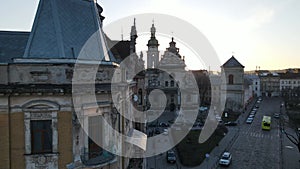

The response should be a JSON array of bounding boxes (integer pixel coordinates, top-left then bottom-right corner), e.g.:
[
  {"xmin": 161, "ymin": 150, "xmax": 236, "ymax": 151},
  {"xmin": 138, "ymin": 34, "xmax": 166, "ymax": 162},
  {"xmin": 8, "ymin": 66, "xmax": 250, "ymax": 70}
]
[{"xmin": 205, "ymin": 153, "xmax": 210, "ymax": 169}]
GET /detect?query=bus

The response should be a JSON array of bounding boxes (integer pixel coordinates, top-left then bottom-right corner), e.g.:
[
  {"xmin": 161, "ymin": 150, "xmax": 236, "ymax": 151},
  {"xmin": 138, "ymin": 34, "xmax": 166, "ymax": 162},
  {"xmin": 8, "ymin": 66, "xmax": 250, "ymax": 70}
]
[{"xmin": 262, "ymin": 116, "xmax": 271, "ymax": 130}]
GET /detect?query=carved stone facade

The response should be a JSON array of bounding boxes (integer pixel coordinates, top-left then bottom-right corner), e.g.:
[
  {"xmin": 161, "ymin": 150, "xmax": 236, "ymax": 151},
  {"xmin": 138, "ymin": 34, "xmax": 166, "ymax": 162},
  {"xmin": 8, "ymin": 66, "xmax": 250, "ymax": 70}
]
[{"xmin": 0, "ymin": 1, "xmax": 144, "ymax": 169}]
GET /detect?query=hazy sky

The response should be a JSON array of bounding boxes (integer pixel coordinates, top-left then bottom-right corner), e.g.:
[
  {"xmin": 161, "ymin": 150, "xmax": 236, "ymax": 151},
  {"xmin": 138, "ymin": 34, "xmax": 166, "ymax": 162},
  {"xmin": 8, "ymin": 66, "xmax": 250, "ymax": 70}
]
[{"xmin": 1, "ymin": 0, "xmax": 300, "ymax": 71}]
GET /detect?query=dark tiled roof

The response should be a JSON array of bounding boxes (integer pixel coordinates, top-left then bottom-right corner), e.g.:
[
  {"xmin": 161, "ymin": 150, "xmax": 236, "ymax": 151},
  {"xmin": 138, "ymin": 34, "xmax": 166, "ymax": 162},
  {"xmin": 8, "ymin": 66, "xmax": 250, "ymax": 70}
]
[
  {"xmin": 23, "ymin": 0, "xmax": 116, "ymax": 62},
  {"xmin": 222, "ymin": 56, "xmax": 244, "ymax": 68},
  {"xmin": 106, "ymin": 35, "xmax": 130, "ymax": 63},
  {"xmin": 0, "ymin": 31, "xmax": 30, "ymax": 63},
  {"xmin": 279, "ymin": 73, "xmax": 300, "ymax": 79}
]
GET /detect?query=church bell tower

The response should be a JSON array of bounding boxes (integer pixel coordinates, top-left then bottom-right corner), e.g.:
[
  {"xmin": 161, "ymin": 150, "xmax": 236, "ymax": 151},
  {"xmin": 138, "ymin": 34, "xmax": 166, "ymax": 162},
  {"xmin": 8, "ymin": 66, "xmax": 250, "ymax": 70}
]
[{"xmin": 147, "ymin": 22, "xmax": 159, "ymax": 68}]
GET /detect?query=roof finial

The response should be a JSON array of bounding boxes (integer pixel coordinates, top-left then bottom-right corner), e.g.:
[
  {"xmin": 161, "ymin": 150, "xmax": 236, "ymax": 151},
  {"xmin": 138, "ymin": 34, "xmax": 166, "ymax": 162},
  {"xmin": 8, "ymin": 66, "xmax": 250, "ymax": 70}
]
[
  {"xmin": 121, "ymin": 27, "xmax": 123, "ymax": 41},
  {"xmin": 150, "ymin": 20, "xmax": 156, "ymax": 37},
  {"xmin": 232, "ymin": 51, "xmax": 235, "ymax": 57},
  {"xmin": 134, "ymin": 18, "xmax": 136, "ymax": 26}
]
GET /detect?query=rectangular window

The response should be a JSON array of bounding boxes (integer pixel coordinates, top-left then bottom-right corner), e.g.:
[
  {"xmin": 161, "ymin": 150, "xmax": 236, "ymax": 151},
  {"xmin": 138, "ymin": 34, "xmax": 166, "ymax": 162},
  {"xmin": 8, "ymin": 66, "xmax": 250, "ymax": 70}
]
[
  {"xmin": 170, "ymin": 80, "xmax": 174, "ymax": 87},
  {"xmin": 88, "ymin": 116, "xmax": 103, "ymax": 159},
  {"xmin": 31, "ymin": 120, "xmax": 52, "ymax": 154}
]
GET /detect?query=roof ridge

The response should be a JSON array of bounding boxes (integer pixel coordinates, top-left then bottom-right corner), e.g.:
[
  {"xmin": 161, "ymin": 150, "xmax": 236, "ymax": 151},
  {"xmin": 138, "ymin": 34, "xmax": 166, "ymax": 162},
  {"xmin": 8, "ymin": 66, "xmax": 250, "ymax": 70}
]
[{"xmin": 222, "ymin": 56, "xmax": 244, "ymax": 68}]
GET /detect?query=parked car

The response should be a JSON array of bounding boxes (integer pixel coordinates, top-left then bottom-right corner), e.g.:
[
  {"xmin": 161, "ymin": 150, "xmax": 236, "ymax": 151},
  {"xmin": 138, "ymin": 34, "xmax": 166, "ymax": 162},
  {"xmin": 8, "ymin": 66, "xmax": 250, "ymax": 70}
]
[
  {"xmin": 246, "ymin": 117, "xmax": 254, "ymax": 124},
  {"xmin": 252, "ymin": 108, "xmax": 258, "ymax": 111},
  {"xmin": 155, "ymin": 128, "xmax": 161, "ymax": 134},
  {"xmin": 167, "ymin": 150, "xmax": 176, "ymax": 163},
  {"xmin": 250, "ymin": 111, "xmax": 256, "ymax": 116},
  {"xmin": 148, "ymin": 122, "xmax": 157, "ymax": 127},
  {"xmin": 224, "ymin": 121, "xmax": 238, "ymax": 126},
  {"xmin": 159, "ymin": 122, "xmax": 170, "ymax": 127},
  {"xmin": 193, "ymin": 122, "xmax": 203, "ymax": 127},
  {"xmin": 255, "ymin": 104, "xmax": 259, "ymax": 108},
  {"xmin": 273, "ymin": 113, "xmax": 280, "ymax": 118},
  {"xmin": 219, "ymin": 152, "xmax": 232, "ymax": 166},
  {"xmin": 199, "ymin": 106, "xmax": 208, "ymax": 111},
  {"xmin": 163, "ymin": 129, "xmax": 169, "ymax": 135},
  {"xmin": 249, "ymin": 114, "xmax": 255, "ymax": 118}
]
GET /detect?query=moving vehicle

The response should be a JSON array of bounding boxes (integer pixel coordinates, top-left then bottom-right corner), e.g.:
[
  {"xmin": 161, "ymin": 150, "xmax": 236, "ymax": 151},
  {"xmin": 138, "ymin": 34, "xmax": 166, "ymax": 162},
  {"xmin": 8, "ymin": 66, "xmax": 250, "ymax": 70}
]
[
  {"xmin": 166, "ymin": 150, "xmax": 176, "ymax": 163},
  {"xmin": 262, "ymin": 115, "xmax": 271, "ymax": 130},
  {"xmin": 219, "ymin": 152, "xmax": 232, "ymax": 166}
]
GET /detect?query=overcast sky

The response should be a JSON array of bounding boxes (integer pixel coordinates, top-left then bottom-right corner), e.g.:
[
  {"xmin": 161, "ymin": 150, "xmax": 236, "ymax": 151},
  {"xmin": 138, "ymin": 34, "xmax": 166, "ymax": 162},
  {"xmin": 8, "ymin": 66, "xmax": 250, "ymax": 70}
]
[{"xmin": 1, "ymin": 0, "xmax": 300, "ymax": 71}]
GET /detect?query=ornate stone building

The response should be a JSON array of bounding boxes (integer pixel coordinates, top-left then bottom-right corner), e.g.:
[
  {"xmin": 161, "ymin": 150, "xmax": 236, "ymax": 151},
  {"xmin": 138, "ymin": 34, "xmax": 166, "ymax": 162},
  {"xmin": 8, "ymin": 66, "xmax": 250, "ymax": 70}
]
[
  {"xmin": 144, "ymin": 24, "xmax": 187, "ymax": 112},
  {"xmin": 0, "ymin": 0, "xmax": 145, "ymax": 169}
]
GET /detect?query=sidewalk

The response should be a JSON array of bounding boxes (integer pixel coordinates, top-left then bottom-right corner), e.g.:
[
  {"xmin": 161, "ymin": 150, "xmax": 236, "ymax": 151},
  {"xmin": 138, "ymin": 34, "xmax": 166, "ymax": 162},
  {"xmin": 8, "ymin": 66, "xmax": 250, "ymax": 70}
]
[{"xmin": 280, "ymin": 105, "xmax": 300, "ymax": 169}]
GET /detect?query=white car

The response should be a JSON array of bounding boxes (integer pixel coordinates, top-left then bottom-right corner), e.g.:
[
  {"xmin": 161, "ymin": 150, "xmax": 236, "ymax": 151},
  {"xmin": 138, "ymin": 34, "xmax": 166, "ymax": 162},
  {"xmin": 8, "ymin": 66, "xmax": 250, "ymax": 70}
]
[
  {"xmin": 219, "ymin": 152, "xmax": 232, "ymax": 166},
  {"xmin": 163, "ymin": 129, "xmax": 169, "ymax": 135},
  {"xmin": 246, "ymin": 117, "xmax": 254, "ymax": 124}
]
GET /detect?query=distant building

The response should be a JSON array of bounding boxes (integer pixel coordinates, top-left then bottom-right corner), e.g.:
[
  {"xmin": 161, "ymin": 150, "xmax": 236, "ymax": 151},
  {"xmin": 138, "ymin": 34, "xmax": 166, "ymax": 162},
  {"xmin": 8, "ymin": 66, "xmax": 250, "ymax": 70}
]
[
  {"xmin": 209, "ymin": 73, "xmax": 222, "ymax": 107},
  {"xmin": 259, "ymin": 72, "xmax": 280, "ymax": 97},
  {"xmin": 221, "ymin": 56, "xmax": 245, "ymax": 112},
  {"xmin": 244, "ymin": 74, "xmax": 261, "ymax": 97},
  {"xmin": 244, "ymin": 77, "xmax": 254, "ymax": 105},
  {"xmin": 279, "ymin": 73, "xmax": 300, "ymax": 91},
  {"xmin": 192, "ymin": 70, "xmax": 211, "ymax": 106},
  {"xmin": 279, "ymin": 72, "xmax": 300, "ymax": 99}
]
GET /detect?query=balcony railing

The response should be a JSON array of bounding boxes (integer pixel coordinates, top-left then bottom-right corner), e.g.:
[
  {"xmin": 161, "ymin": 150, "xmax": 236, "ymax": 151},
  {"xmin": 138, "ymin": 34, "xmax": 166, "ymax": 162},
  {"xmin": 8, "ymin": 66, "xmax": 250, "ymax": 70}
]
[{"xmin": 81, "ymin": 149, "xmax": 115, "ymax": 166}]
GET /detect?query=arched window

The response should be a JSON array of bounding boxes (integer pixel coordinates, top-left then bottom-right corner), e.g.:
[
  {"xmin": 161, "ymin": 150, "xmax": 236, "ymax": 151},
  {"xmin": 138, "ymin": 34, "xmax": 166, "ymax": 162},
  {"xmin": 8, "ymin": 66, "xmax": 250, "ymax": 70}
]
[{"xmin": 228, "ymin": 74, "xmax": 234, "ymax": 84}]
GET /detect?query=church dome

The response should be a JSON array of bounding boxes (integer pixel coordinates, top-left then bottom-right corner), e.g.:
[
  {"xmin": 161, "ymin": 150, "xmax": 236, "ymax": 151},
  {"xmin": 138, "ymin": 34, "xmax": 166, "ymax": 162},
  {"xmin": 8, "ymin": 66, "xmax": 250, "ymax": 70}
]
[{"xmin": 147, "ymin": 37, "xmax": 159, "ymax": 47}]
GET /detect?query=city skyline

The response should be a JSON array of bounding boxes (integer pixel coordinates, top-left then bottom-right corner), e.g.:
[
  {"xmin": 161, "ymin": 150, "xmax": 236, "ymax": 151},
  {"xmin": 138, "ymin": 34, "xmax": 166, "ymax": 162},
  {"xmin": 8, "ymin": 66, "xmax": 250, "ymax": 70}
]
[{"xmin": 1, "ymin": 0, "xmax": 299, "ymax": 71}]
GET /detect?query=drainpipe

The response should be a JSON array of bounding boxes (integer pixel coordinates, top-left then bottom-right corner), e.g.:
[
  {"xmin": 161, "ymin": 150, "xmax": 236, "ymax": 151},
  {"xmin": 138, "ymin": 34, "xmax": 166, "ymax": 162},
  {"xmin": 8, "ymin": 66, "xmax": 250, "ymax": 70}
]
[
  {"xmin": 7, "ymin": 63, "xmax": 12, "ymax": 169},
  {"xmin": 8, "ymin": 93, "xmax": 11, "ymax": 169}
]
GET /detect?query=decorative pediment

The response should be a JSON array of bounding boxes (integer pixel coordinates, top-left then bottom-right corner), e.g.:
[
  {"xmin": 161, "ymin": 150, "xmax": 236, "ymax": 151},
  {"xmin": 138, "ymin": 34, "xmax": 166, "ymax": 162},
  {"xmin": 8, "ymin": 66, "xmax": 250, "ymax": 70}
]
[{"xmin": 22, "ymin": 100, "xmax": 60, "ymax": 112}]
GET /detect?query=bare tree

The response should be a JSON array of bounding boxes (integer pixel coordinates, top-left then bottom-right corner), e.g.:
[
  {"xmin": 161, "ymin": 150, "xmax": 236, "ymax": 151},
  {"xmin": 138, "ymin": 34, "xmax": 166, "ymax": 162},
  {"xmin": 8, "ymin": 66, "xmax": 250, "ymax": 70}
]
[
  {"xmin": 279, "ymin": 110, "xmax": 300, "ymax": 152},
  {"xmin": 283, "ymin": 126, "xmax": 300, "ymax": 152}
]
